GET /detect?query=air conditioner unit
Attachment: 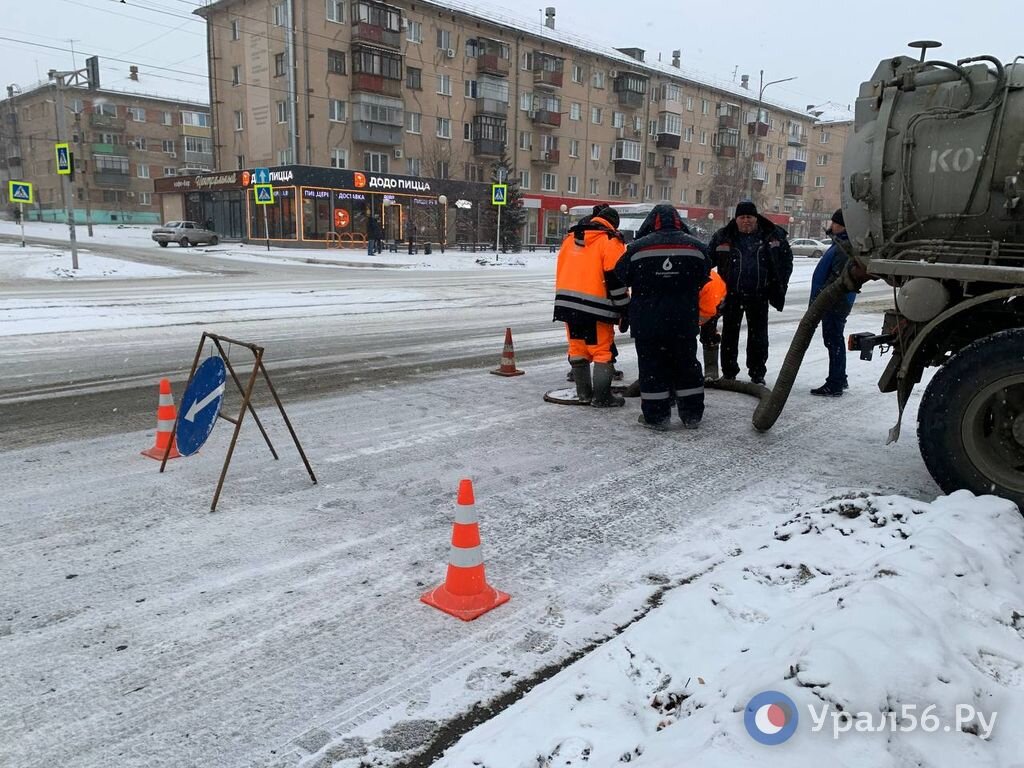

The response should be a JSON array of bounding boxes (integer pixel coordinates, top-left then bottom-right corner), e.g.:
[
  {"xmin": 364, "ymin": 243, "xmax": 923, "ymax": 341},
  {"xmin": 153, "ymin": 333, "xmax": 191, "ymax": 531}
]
[
  {"xmin": 542, "ymin": 151, "xmax": 550, "ymax": 161},
  {"xmin": 445, "ymin": 48, "xmax": 456, "ymax": 59},
  {"xmin": 127, "ymin": 140, "xmax": 136, "ymax": 148},
  {"xmin": 632, "ymin": 128, "xmax": 642, "ymax": 137},
  {"xmin": 125, "ymin": 191, "xmax": 135, "ymax": 198},
  {"xmin": 527, "ymin": 110, "xmax": 537, "ymax": 119},
  {"xmin": 608, "ymin": 69, "xmax": 618, "ymax": 79},
  {"xmin": 393, "ymin": 148, "xmax": 403, "ymax": 159},
  {"xmin": 168, "ymin": 151, "xmax": 177, "ymax": 158}
]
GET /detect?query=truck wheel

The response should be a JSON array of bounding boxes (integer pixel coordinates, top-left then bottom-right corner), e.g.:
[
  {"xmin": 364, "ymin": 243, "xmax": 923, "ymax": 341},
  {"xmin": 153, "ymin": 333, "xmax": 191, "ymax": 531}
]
[{"xmin": 917, "ymin": 328, "xmax": 1024, "ymax": 509}]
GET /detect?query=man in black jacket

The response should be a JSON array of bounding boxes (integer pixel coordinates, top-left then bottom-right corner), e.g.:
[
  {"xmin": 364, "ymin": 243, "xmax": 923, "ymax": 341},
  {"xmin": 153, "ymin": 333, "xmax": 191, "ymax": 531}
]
[
  {"xmin": 614, "ymin": 204, "xmax": 711, "ymax": 430},
  {"xmin": 708, "ymin": 200, "xmax": 793, "ymax": 385}
]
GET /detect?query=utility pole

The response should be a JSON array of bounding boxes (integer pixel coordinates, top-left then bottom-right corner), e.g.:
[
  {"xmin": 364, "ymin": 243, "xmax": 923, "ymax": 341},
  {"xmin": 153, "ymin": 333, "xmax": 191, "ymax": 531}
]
[
  {"xmin": 746, "ymin": 70, "xmax": 797, "ymax": 200},
  {"xmin": 50, "ymin": 70, "xmax": 79, "ymax": 270},
  {"xmin": 74, "ymin": 111, "xmax": 93, "ymax": 236}
]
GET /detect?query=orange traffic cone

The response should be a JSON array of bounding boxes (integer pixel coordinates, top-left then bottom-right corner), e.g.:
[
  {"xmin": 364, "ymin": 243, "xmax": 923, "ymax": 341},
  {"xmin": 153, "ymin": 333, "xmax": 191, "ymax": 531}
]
[
  {"xmin": 490, "ymin": 327, "xmax": 525, "ymax": 376},
  {"xmin": 141, "ymin": 378, "xmax": 181, "ymax": 460},
  {"xmin": 421, "ymin": 479, "xmax": 510, "ymax": 621}
]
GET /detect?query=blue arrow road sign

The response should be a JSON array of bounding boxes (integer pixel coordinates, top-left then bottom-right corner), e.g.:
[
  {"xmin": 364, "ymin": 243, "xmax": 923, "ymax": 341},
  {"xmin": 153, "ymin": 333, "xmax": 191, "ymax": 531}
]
[
  {"xmin": 176, "ymin": 356, "xmax": 227, "ymax": 457},
  {"xmin": 253, "ymin": 167, "xmax": 271, "ymax": 185}
]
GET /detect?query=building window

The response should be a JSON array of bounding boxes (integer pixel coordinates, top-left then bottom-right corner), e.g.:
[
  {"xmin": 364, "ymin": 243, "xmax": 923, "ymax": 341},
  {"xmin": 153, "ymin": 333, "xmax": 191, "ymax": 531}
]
[
  {"xmin": 519, "ymin": 131, "xmax": 532, "ymax": 150},
  {"xmin": 569, "ymin": 103, "xmax": 581, "ymax": 121},
  {"xmin": 816, "ymin": 153, "xmax": 828, "ymax": 166},
  {"xmin": 681, "ymin": 158, "xmax": 690, "ymax": 173},
  {"xmin": 352, "ymin": 46, "xmax": 401, "ymax": 79},
  {"xmin": 592, "ymin": 70, "xmax": 605, "ymax": 89},
  {"xmin": 680, "ymin": 188, "xmax": 688, "ymax": 203},
  {"xmin": 161, "ymin": 139, "xmax": 175, "ymax": 154},
  {"xmin": 591, "ymin": 107, "xmax": 602, "ymax": 124},
  {"xmin": 235, "ymin": 155, "xmax": 245, "ymax": 170},
  {"xmin": 820, "ymin": 130, "xmax": 831, "ymax": 143},
  {"xmin": 405, "ymin": 111, "xmax": 420, "ymax": 133},
  {"xmin": 613, "ymin": 140, "xmax": 641, "ymax": 162},
  {"xmin": 407, "ymin": 157, "xmax": 421, "ymax": 176},
  {"xmin": 590, "ymin": 143, "xmax": 601, "ymax": 161},
  {"xmin": 406, "ymin": 67, "xmax": 421, "ymax": 90},
  {"xmin": 230, "ymin": 19, "xmax": 240, "ymax": 40},
  {"xmin": 364, "ymin": 152, "xmax": 388, "ymax": 173},
  {"xmin": 463, "ymin": 122, "xmax": 472, "ymax": 141},
  {"xmin": 695, "ymin": 190, "xmax": 703, "ymax": 204},
  {"xmin": 331, "ymin": 148, "xmax": 348, "ymax": 168},
  {"xmin": 231, "ymin": 65, "xmax": 241, "ymax": 86},
  {"xmin": 435, "ymin": 160, "xmax": 449, "ymax": 179},
  {"xmin": 273, "ymin": 3, "xmax": 286, "ymax": 26},
  {"xmin": 572, "ymin": 63, "xmax": 583, "ymax": 82},
  {"xmin": 701, "ymin": 99, "xmax": 709, "ymax": 114},
  {"xmin": 815, "ymin": 175, "xmax": 826, "ymax": 188},
  {"xmin": 437, "ymin": 28, "xmax": 451, "ymax": 49},
  {"xmin": 139, "ymin": 192, "xmax": 152, "ymax": 205},
  {"xmin": 163, "ymin": 167, "xmax": 176, "ymax": 176},
  {"xmin": 683, "ymin": 126, "xmax": 693, "ymax": 143},
  {"xmin": 660, "ymin": 185, "xmax": 671, "ymax": 200},
  {"xmin": 328, "ymin": 49, "xmax": 346, "ymax": 75},
  {"xmin": 127, "ymin": 107, "xmax": 145, "ymax": 121},
  {"xmin": 180, "ymin": 111, "xmax": 210, "ymax": 127},
  {"xmin": 96, "ymin": 102, "xmax": 117, "ymax": 117},
  {"xmin": 326, "ymin": 0, "xmax": 344, "ymax": 23},
  {"xmin": 541, "ymin": 172, "xmax": 557, "ymax": 191},
  {"xmin": 137, "ymin": 164, "xmax": 149, "ymax": 178},
  {"xmin": 274, "ymin": 52, "xmax": 286, "ymax": 77},
  {"xmin": 134, "ymin": 137, "xmax": 147, "ymax": 150},
  {"xmin": 567, "ymin": 175, "xmax": 578, "ymax": 194},
  {"xmin": 699, "ymin": 130, "xmax": 707, "ymax": 145},
  {"xmin": 698, "ymin": 160, "xmax": 705, "ymax": 175},
  {"xmin": 464, "ymin": 79, "xmax": 477, "ymax": 98},
  {"xmin": 437, "ymin": 74, "xmax": 451, "ymax": 96},
  {"xmin": 406, "ymin": 20, "xmax": 422, "ymax": 43},
  {"xmin": 589, "ymin": 178, "xmax": 598, "ymax": 195},
  {"xmin": 276, "ymin": 101, "xmax": 289, "ymax": 123},
  {"xmin": 436, "ymin": 117, "xmax": 451, "ymax": 139},
  {"xmin": 569, "ymin": 139, "xmax": 579, "ymax": 158},
  {"xmin": 608, "ymin": 180, "xmax": 621, "ymax": 196},
  {"xmin": 234, "ymin": 110, "xmax": 244, "ymax": 130},
  {"xmin": 329, "ymin": 99, "xmax": 346, "ymax": 122},
  {"xmin": 519, "ymin": 169, "xmax": 530, "ymax": 189},
  {"xmin": 612, "ymin": 111, "xmax": 624, "ymax": 129},
  {"xmin": 686, "ymin": 95, "xmax": 693, "ymax": 111}
]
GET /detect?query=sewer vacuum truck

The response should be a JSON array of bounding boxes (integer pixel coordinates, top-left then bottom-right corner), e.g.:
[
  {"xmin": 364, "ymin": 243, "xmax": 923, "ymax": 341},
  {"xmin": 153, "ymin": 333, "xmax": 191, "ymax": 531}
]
[{"xmin": 754, "ymin": 42, "xmax": 1024, "ymax": 507}]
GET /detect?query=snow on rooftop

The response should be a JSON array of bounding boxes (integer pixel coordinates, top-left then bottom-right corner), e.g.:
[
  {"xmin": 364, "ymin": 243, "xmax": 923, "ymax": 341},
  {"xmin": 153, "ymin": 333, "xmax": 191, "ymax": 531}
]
[{"xmin": 808, "ymin": 100, "xmax": 855, "ymax": 124}]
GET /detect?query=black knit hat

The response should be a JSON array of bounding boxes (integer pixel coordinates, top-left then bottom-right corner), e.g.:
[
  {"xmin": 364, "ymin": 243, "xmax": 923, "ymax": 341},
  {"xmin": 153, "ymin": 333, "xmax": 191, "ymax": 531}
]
[
  {"xmin": 592, "ymin": 204, "xmax": 619, "ymax": 228},
  {"xmin": 735, "ymin": 200, "xmax": 758, "ymax": 218},
  {"xmin": 831, "ymin": 208, "xmax": 845, "ymax": 226}
]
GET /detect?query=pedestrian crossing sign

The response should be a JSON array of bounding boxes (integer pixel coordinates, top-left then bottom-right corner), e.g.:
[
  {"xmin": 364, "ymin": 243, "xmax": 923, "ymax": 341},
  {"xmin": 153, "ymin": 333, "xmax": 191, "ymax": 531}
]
[
  {"xmin": 254, "ymin": 184, "xmax": 274, "ymax": 205},
  {"xmin": 55, "ymin": 143, "xmax": 71, "ymax": 175},
  {"xmin": 491, "ymin": 183, "xmax": 507, "ymax": 206},
  {"xmin": 8, "ymin": 180, "xmax": 33, "ymax": 204}
]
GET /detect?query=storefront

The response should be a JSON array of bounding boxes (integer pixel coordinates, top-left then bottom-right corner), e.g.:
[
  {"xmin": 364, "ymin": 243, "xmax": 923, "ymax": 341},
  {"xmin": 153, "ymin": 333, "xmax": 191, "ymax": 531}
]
[{"xmin": 154, "ymin": 166, "xmax": 492, "ymax": 247}]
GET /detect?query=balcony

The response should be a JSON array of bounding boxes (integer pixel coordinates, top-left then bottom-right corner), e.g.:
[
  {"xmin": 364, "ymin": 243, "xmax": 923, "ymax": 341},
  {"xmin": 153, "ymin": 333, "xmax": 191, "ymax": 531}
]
[
  {"xmin": 656, "ymin": 133, "xmax": 681, "ymax": 150},
  {"xmin": 718, "ymin": 113, "xmax": 739, "ymax": 130},
  {"xmin": 93, "ymin": 169, "xmax": 131, "ymax": 187},
  {"xmin": 533, "ymin": 68, "xmax": 563, "ymax": 89},
  {"xmin": 654, "ymin": 166, "xmax": 678, "ymax": 180},
  {"xmin": 352, "ymin": 72, "xmax": 402, "ymax": 98},
  {"xmin": 752, "ymin": 152, "xmax": 765, "ymax": 162},
  {"xmin": 616, "ymin": 90, "xmax": 645, "ymax": 110},
  {"xmin": 785, "ymin": 184, "xmax": 804, "ymax": 196},
  {"xmin": 613, "ymin": 159, "xmax": 641, "ymax": 176},
  {"xmin": 473, "ymin": 137, "xmax": 505, "ymax": 157},
  {"xmin": 92, "ymin": 143, "xmax": 116, "ymax": 154},
  {"xmin": 476, "ymin": 97, "xmax": 508, "ymax": 116},
  {"xmin": 351, "ymin": 22, "xmax": 401, "ymax": 49},
  {"xmin": 477, "ymin": 53, "xmax": 510, "ymax": 77},
  {"xmin": 531, "ymin": 109, "xmax": 561, "ymax": 128},
  {"xmin": 353, "ymin": 121, "xmax": 402, "ymax": 146},
  {"xmin": 89, "ymin": 114, "xmax": 125, "ymax": 131},
  {"xmin": 748, "ymin": 120, "xmax": 769, "ymax": 137},
  {"xmin": 715, "ymin": 144, "xmax": 738, "ymax": 158},
  {"xmin": 788, "ymin": 131, "xmax": 807, "ymax": 147},
  {"xmin": 185, "ymin": 151, "xmax": 215, "ymax": 167},
  {"xmin": 532, "ymin": 148, "xmax": 559, "ymax": 165},
  {"xmin": 752, "ymin": 162, "xmax": 768, "ymax": 182}
]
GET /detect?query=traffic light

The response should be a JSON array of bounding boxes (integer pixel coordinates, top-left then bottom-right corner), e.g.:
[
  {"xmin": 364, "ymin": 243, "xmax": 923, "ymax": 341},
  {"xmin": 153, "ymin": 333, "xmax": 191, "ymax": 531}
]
[{"xmin": 85, "ymin": 56, "xmax": 100, "ymax": 90}]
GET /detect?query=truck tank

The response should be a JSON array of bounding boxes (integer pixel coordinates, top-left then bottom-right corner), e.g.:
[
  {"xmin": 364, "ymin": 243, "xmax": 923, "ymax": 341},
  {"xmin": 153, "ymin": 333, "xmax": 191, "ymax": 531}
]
[{"xmin": 754, "ymin": 43, "xmax": 1024, "ymax": 507}]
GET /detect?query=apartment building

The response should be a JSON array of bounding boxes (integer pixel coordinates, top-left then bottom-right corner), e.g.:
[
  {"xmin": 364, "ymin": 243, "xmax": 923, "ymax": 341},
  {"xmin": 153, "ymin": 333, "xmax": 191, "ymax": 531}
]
[
  {"xmin": 0, "ymin": 82, "xmax": 212, "ymax": 224},
  {"xmin": 195, "ymin": 0, "xmax": 846, "ymax": 244}
]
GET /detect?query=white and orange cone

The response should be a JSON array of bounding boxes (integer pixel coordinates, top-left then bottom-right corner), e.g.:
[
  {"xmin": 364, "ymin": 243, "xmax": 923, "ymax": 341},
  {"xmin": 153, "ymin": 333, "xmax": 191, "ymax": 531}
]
[
  {"xmin": 490, "ymin": 327, "xmax": 525, "ymax": 377},
  {"xmin": 421, "ymin": 479, "xmax": 510, "ymax": 621},
  {"xmin": 141, "ymin": 378, "xmax": 181, "ymax": 460}
]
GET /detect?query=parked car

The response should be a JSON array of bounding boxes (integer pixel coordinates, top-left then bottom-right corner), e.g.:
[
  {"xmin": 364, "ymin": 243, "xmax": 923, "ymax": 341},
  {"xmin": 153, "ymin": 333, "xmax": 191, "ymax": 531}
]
[
  {"xmin": 789, "ymin": 237, "xmax": 830, "ymax": 258},
  {"xmin": 152, "ymin": 221, "xmax": 219, "ymax": 247}
]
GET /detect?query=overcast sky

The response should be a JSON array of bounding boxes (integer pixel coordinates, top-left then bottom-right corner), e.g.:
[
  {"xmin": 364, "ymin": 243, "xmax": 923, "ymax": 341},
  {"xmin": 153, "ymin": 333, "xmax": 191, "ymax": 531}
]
[{"xmin": 0, "ymin": 0, "xmax": 1018, "ymax": 110}]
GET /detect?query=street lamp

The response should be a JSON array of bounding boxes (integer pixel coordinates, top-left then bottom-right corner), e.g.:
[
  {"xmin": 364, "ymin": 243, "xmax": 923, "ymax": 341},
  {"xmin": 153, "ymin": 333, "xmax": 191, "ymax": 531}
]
[
  {"xmin": 746, "ymin": 69, "xmax": 797, "ymax": 199},
  {"xmin": 559, "ymin": 203, "xmax": 568, "ymax": 236},
  {"xmin": 438, "ymin": 194, "xmax": 448, "ymax": 253}
]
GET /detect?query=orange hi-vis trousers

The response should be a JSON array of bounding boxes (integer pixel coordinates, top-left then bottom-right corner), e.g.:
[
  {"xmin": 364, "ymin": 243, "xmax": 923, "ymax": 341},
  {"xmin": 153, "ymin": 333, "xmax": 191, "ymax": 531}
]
[{"xmin": 566, "ymin": 322, "xmax": 615, "ymax": 364}]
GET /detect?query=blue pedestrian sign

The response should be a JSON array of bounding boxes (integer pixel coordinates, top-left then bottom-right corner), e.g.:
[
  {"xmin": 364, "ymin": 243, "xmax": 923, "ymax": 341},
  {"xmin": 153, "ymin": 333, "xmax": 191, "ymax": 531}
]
[
  {"xmin": 253, "ymin": 167, "xmax": 271, "ymax": 185},
  {"xmin": 254, "ymin": 184, "xmax": 274, "ymax": 205},
  {"xmin": 8, "ymin": 180, "xmax": 33, "ymax": 204},
  {"xmin": 176, "ymin": 356, "xmax": 227, "ymax": 457},
  {"xmin": 55, "ymin": 143, "xmax": 71, "ymax": 175},
  {"xmin": 491, "ymin": 183, "xmax": 507, "ymax": 206}
]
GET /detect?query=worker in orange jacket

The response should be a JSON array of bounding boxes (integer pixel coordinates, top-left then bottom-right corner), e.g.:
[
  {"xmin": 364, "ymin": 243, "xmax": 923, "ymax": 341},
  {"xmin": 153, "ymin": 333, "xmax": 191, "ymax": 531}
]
[{"xmin": 553, "ymin": 204, "xmax": 628, "ymax": 407}]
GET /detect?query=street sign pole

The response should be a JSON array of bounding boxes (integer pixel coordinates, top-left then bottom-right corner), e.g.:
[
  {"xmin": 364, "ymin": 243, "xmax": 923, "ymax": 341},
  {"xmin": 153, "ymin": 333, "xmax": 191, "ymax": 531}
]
[
  {"xmin": 495, "ymin": 203, "xmax": 502, "ymax": 263},
  {"xmin": 264, "ymin": 206, "xmax": 270, "ymax": 252},
  {"xmin": 18, "ymin": 202, "xmax": 24, "ymax": 247},
  {"xmin": 51, "ymin": 73, "xmax": 79, "ymax": 270}
]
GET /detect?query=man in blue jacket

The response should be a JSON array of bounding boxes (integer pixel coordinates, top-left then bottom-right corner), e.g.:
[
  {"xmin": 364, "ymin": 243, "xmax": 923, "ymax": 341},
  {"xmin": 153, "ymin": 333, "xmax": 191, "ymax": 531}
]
[
  {"xmin": 614, "ymin": 204, "xmax": 711, "ymax": 430},
  {"xmin": 708, "ymin": 200, "xmax": 793, "ymax": 385},
  {"xmin": 809, "ymin": 209, "xmax": 856, "ymax": 396}
]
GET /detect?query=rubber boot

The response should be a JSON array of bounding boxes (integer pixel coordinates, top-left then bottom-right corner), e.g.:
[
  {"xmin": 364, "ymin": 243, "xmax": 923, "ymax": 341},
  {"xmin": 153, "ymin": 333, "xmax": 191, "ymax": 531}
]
[
  {"xmin": 591, "ymin": 363, "xmax": 625, "ymax": 408},
  {"xmin": 703, "ymin": 342, "xmax": 720, "ymax": 381},
  {"xmin": 570, "ymin": 361, "xmax": 592, "ymax": 404}
]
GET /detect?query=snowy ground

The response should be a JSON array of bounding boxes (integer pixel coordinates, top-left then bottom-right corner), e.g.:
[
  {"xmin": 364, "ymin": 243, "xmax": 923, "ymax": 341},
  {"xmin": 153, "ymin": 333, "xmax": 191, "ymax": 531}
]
[{"xmin": 1, "ymin": 225, "xmax": 1022, "ymax": 768}]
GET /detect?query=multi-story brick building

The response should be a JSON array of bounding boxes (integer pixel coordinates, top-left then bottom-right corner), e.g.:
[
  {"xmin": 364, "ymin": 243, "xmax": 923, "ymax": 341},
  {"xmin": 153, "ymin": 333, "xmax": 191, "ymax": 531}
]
[
  {"xmin": 0, "ymin": 81, "xmax": 212, "ymax": 225},
  {"xmin": 190, "ymin": 0, "xmax": 847, "ymax": 244}
]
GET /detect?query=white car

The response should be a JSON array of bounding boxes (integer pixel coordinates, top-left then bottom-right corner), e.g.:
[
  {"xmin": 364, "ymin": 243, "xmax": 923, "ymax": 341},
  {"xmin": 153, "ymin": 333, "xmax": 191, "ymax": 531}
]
[
  {"xmin": 151, "ymin": 221, "xmax": 219, "ymax": 247},
  {"xmin": 790, "ymin": 237, "xmax": 830, "ymax": 258}
]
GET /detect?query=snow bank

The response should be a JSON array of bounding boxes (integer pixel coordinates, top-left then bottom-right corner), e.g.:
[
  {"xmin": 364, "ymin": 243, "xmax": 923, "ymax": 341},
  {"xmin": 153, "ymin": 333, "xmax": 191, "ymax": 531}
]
[{"xmin": 436, "ymin": 492, "xmax": 1024, "ymax": 768}]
